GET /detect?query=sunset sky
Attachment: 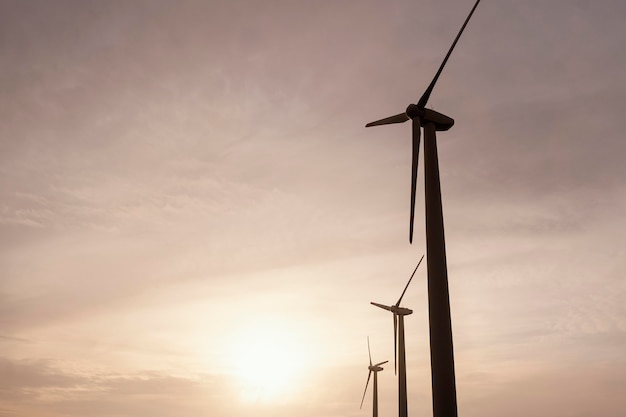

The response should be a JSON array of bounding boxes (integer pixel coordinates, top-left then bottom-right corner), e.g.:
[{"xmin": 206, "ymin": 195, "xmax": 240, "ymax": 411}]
[{"xmin": 1, "ymin": 1, "xmax": 625, "ymax": 416}]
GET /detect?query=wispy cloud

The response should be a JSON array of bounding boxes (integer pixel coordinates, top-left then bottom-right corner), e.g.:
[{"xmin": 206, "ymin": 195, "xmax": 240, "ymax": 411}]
[
  {"xmin": 0, "ymin": 357, "xmax": 222, "ymax": 417},
  {"xmin": 1, "ymin": 1, "xmax": 625, "ymax": 416}
]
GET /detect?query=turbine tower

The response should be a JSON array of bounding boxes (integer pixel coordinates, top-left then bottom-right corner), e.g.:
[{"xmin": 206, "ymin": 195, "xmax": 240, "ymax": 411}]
[
  {"xmin": 360, "ymin": 337, "xmax": 388, "ymax": 417},
  {"xmin": 371, "ymin": 255, "xmax": 424, "ymax": 417},
  {"xmin": 365, "ymin": 2, "xmax": 482, "ymax": 417}
]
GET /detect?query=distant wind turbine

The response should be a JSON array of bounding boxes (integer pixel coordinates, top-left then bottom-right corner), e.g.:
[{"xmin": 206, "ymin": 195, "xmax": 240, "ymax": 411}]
[
  {"xmin": 371, "ymin": 255, "xmax": 424, "ymax": 417},
  {"xmin": 365, "ymin": 1, "xmax": 481, "ymax": 417},
  {"xmin": 360, "ymin": 336, "xmax": 388, "ymax": 417}
]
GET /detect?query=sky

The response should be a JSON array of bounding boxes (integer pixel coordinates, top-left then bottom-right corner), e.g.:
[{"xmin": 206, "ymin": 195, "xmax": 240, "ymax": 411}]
[{"xmin": 1, "ymin": 0, "xmax": 625, "ymax": 416}]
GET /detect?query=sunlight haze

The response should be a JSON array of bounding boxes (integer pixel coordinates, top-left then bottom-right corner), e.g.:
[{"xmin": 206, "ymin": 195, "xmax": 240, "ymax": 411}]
[{"xmin": 1, "ymin": 1, "xmax": 625, "ymax": 416}]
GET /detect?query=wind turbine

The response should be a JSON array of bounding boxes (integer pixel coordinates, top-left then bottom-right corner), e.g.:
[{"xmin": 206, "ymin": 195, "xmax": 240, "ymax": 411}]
[
  {"xmin": 365, "ymin": 2, "xmax": 481, "ymax": 417},
  {"xmin": 371, "ymin": 255, "xmax": 424, "ymax": 417},
  {"xmin": 366, "ymin": 0, "xmax": 481, "ymax": 245},
  {"xmin": 360, "ymin": 336, "xmax": 388, "ymax": 417}
]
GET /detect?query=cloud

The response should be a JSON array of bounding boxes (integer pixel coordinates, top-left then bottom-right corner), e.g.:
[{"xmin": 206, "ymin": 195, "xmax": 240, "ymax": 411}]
[
  {"xmin": 0, "ymin": 357, "xmax": 224, "ymax": 417},
  {"xmin": 459, "ymin": 362, "xmax": 626, "ymax": 417},
  {"xmin": 1, "ymin": 1, "xmax": 625, "ymax": 417}
]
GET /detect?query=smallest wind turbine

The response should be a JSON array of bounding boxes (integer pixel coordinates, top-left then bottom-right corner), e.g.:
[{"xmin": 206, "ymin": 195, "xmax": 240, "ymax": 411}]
[
  {"xmin": 360, "ymin": 336, "xmax": 388, "ymax": 417},
  {"xmin": 371, "ymin": 254, "xmax": 424, "ymax": 417}
]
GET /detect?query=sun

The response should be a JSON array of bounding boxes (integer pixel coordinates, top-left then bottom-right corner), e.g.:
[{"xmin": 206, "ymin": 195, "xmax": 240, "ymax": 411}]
[{"xmin": 232, "ymin": 320, "xmax": 307, "ymax": 403}]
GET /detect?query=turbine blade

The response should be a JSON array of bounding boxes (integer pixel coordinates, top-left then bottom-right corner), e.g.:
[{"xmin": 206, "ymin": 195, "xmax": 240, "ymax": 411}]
[
  {"xmin": 397, "ymin": 254, "xmax": 425, "ymax": 306},
  {"xmin": 371, "ymin": 302, "xmax": 393, "ymax": 312},
  {"xmin": 409, "ymin": 118, "xmax": 421, "ymax": 244},
  {"xmin": 393, "ymin": 312, "xmax": 398, "ymax": 375},
  {"xmin": 365, "ymin": 113, "xmax": 410, "ymax": 127},
  {"xmin": 367, "ymin": 336, "xmax": 372, "ymax": 366},
  {"xmin": 374, "ymin": 360, "xmax": 389, "ymax": 367},
  {"xmin": 360, "ymin": 370, "xmax": 373, "ymax": 409},
  {"xmin": 416, "ymin": 0, "xmax": 481, "ymax": 109}
]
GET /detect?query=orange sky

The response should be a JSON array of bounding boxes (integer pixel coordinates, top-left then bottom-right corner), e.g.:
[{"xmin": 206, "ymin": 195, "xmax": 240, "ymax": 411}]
[{"xmin": 1, "ymin": 1, "xmax": 625, "ymax": 416}]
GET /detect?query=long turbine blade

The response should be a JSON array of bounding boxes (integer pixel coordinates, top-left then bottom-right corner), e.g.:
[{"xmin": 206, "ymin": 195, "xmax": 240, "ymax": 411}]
[
  {"xmin": 360, "ymin": 370, "xmax": 373, "ymax": 409},
  {"xmin": 409, "ymin": 118, "xmax": 421, "ymax": 244},
  {"xmin": 397, "ymin": 254, "xmax": 425, "ymax": 306},
  {"xmin": 416, "ymin": 0, "xmax": 481, "ymax": 109},
  {"xmin": 371, "ymin": 302, "xmax": 393, "ymax": 312},
  {"xmin": 374, "ymin": 360, "xmax": 389, "ymax": 367},
  {"xmin": 367, "ymin": 336, "xmax": 372, "ymax": 366},
  {"xmin": 393, "ymin": 312, "xmax": 398, "ymax": 375},
  {"xmin": 366, "ymin": 113, "xmax": 410, "ymax": 127}
]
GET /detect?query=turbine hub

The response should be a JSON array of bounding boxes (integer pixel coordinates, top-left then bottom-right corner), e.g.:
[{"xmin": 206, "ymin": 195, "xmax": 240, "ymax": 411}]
[{"xmin": 405, "ymin": 103, "xmax": 424, "ymax": 120}]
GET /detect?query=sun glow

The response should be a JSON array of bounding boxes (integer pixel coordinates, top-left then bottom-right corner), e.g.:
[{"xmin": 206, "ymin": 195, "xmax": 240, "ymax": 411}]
[{"xmin": 232, "ymin": 320, "xmax": 307, "ymax": 403}]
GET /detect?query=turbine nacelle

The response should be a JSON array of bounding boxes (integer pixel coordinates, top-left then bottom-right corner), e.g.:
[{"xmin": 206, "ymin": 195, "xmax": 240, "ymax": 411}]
[
  {"xmin": 371, "ymin": 302, "xmax": 413, "ymax": 316},
  {"xmin": 368, "ymin": 360, "xmax": 388, "ymax": 372},
  {"xmin": 405, "ymin": 104, "xmax": 455, "ymax": 131},
  {"xmin": 395, "ymin": 305, "xmax": 413, "ymax": 316},
  {"xmin": 422, "ymin": 108, "xmax": 454, "ymax": 131}
]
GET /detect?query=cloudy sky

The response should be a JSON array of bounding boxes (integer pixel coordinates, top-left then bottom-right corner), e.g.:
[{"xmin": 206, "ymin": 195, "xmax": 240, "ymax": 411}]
[{"xmin": 1, "ymin": 0, "xmax": 625, "ymax": 416}]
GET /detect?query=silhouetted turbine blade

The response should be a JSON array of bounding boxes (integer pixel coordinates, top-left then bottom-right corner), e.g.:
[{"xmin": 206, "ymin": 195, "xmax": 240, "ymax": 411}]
[
  {"xmin": 365, "ymin": 113, "xmax": 410, "ymax": 127},
  {"xmin": 374, "ymin": 360, "xmax": 389, "ymax": 367},
  {"xmin": 409, "ymin": 118, "xmax": 421, "ymax": 244},
  {"xmin": 393, "ymin": 312, "xmax": 398, "ymax": 375},
  {"xmin": 367, "ymin": 336, "xmax": 373, "ymax": 366},
  {"xmin": 371, "ymin": 302, "xmax": 393, "ymax": 312},
  {"xmin": 360, "ymin": 370, "xmax": 372, "ymax": 409},
  {"xmin": 416, "ymin": 0, "xmax": 482, "ymax": 109},
  {"xmin": 397, "ymin": 254, "xmax": 425, "ymax": 306}
]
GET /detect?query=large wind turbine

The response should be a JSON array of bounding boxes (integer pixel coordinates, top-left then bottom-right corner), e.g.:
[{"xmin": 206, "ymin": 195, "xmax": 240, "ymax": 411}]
[
  {"xmin": 360, "ymin": 337, "xmax": 388, "ymax": 417},
  {"xmin": 365, "ymin": 2, "xmax": 481, "ymax": 417},
  {"xmin": 371, "ymin": 255, "xmax": 424, "ymax": 417}
]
